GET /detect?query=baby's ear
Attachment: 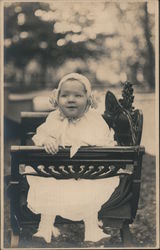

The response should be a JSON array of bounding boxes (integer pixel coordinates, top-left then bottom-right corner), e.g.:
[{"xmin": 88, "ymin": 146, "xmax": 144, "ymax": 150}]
[{"xmin": 49, "ymin": 89, "xmax": 58, "ymax": 108}]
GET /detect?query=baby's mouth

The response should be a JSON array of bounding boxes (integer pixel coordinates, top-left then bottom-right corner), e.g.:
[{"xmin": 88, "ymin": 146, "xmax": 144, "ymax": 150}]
[{"xmin": 67, "ymin": 106, "xmax": 77, "ymax": 109}]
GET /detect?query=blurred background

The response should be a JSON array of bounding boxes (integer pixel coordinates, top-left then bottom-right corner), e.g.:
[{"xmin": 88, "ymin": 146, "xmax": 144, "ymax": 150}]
[
  {"xmin": 3, "ymin": 1, "xmax": 157, "ymax": 248},
  {"xmin": 4, "ymin": 1, "xmax": 155, "ymax": 91}
]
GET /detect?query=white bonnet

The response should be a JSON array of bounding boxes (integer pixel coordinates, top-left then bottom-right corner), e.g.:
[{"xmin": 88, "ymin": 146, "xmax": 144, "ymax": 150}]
[{"xmin": 50, "ymin": 73, "xmax": 97, "ymax": 109}]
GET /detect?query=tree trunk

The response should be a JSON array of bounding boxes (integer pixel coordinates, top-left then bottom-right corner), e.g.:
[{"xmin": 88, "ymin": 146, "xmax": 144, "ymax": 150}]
[{"xmin": 143, "ymin": 2, "xmax": 155, "ymax": 90}]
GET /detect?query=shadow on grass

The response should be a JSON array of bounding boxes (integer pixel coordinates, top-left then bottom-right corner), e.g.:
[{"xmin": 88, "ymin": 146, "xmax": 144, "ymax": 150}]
[{"xmin": 3, "ymin": 138, "xmax": 156, "ymax": 248}]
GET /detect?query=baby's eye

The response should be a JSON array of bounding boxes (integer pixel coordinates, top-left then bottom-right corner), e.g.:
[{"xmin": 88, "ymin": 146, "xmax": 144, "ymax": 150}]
[
  {"xmin": 75, "ymin": 94, "xmax": 82, "ymax": 97},
  {"xmin": 61, "ymin": 94, "xmax": 67, "ymax": 97}
]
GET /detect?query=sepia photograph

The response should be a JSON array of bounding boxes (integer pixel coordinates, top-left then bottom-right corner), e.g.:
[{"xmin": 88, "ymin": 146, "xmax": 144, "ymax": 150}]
[{"xmin": 1, "ymin": 0, "xmax": 159, "ymax": 249}]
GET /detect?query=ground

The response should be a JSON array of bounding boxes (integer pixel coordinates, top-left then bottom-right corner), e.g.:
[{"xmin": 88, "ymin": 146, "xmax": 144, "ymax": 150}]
[{"xmin": 3, "ymin": 92, "xmax": 157, "ymax": 248}]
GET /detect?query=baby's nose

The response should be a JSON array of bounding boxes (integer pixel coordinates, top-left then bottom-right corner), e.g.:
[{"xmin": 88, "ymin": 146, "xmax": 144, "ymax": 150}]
[{"xmin": 68, "ymin": 95, "xmax": 76, "ymax": 102}]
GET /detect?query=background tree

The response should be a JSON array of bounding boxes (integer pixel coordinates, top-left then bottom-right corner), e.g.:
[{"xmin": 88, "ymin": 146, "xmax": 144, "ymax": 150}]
[{"xmin": 4, "ymin": 1, "xmax": 155, "ymax": 91}]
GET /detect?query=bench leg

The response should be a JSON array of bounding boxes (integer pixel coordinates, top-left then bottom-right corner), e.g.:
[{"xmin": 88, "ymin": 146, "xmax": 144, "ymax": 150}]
[
  {"xmin": 120, "ymin": 223, "xmax": 132, "ymax": 247},
  {"xmin": 11, "ymin": 230, "xmax": 19, "ymax": 248}
]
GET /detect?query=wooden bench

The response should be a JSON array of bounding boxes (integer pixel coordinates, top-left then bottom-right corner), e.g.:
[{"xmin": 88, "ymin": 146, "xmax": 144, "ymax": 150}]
[{"xmin": 8, "ymin": 82, "xmax": 145, "ymax": 247}]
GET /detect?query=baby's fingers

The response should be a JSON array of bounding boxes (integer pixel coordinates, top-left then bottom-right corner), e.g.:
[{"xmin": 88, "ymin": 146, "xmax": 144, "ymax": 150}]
[
  {"xmin": 44, "ymin": 145, "xmax": 52, "ymax": 154},
  {"xmin": 54, "ymin": 141, "xmax": 59, "ymax": 152},
  {"xmin": 44, "ymin": 143, "xmax": 57, "ymax": 155},
  {"xmin": 45, "ymin": 146, "xmax": 55, "ymax": 154},
  {"xmin": 51, "ymin": 142, "xmax": 59, "ymax": 154}
]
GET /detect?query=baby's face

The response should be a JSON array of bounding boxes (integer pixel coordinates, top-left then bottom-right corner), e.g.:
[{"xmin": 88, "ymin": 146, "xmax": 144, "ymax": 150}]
[{"xmin": 58, "ymin": 80, "xmax": 88, "ymax": 119}]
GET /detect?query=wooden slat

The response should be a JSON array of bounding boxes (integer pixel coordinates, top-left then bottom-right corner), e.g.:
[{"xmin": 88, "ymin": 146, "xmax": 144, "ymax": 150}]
[
  {"xmin": 21, "ymin": 111, "xmax": 49, "ymax": 118},
  {"xmin": 11, "ymin": 145, "xmax": 145, "ymax": 153}
]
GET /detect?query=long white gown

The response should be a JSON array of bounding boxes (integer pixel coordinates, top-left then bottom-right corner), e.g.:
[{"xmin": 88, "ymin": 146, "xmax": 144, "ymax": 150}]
[{"xmin": 26, "ymin": 108, "xmax": 119, "ymax": 242}]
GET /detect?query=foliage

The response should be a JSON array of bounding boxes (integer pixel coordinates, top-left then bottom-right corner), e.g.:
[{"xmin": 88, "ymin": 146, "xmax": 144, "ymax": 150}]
[{"xmin": 4, "ymin": 1, "xmax": 155, "ymax": 90}]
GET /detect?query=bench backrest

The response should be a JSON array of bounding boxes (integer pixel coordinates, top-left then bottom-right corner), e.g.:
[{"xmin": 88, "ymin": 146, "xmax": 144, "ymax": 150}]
[
  {"xmin": 20, "ymin": 112, "xmax": 49, "ymax": 145},
  {"xmin": 103, "ymin": 82, "xmax": 143, "ymax": 146}
]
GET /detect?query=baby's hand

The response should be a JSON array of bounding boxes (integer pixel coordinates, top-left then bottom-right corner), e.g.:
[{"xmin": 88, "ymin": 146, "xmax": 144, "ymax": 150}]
[{"xmin": 43, "ymin": 136, "xmax": 59, "ymax": 155}]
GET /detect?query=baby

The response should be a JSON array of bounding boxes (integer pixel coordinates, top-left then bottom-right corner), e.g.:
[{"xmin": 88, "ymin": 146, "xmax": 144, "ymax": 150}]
[{"xmin": 26, "ymin": 73, "xmax": 120, "ymax": 243}]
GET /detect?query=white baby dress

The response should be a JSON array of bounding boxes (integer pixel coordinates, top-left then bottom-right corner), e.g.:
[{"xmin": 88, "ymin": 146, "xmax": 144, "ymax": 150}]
[{"xmin": 26, "ymin": 108, "xmax": 119, "ymax": 227}]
